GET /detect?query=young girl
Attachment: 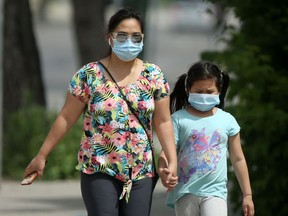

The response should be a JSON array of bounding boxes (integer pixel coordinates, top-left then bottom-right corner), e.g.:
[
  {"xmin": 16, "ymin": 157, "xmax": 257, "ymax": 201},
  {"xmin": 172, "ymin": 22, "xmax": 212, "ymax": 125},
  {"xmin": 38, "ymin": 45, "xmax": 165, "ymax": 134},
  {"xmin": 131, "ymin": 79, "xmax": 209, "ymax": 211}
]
[{"xmin": 158, "ymin": 61, "xmax": 255, "ymax": 216}]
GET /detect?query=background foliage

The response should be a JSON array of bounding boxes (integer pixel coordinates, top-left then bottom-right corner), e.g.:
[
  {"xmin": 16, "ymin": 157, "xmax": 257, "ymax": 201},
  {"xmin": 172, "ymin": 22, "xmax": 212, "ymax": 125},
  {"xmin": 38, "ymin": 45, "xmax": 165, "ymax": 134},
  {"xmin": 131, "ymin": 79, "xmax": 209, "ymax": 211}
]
[
  {"xmin": 202, "ymin": 0, "xmax": 288, "ymax": 215},
  {"xmin": 3, "ymin": 105, "xmax": 82, "ymax": 180}
]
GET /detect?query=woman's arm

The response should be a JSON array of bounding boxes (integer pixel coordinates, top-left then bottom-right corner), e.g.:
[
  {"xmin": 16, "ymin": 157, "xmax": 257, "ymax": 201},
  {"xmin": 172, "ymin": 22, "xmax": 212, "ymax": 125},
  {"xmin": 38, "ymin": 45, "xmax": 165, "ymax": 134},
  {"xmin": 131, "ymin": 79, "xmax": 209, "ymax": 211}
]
[
  {"xmin": 153, "ymin": 96, "xmax": 177, "ymax": 178},
  {"xmin": 229, "ymin": 133, "xmax": 255, "ymax": 216},
  {"xmin": 24, "ymin": 93, "xmax": 86, "ymax": 178}
]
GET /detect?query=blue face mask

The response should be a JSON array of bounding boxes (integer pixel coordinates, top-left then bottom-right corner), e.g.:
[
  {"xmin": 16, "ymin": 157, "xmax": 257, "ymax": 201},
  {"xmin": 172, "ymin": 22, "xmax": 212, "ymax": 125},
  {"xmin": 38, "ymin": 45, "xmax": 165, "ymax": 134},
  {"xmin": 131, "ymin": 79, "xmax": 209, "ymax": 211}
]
[
  {"xmin": 112, "ymin": 38, "xmax": 143, "ymax": 61},
  {"xmin": 188, "ymin": 93, "xmax": 220, "ymax": 112}
]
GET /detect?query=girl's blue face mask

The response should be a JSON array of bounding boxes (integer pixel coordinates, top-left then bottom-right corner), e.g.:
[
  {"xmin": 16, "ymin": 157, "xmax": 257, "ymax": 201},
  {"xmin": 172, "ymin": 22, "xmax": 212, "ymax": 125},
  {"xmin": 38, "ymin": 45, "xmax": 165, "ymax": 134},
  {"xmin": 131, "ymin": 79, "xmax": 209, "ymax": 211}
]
[
  {"xmin": 188, "ymin": 93, "xmax": 220, "ymax": 112},
  {"xmin": 111, "ymin": 38, "xmax": 143, "ymax": 62}
]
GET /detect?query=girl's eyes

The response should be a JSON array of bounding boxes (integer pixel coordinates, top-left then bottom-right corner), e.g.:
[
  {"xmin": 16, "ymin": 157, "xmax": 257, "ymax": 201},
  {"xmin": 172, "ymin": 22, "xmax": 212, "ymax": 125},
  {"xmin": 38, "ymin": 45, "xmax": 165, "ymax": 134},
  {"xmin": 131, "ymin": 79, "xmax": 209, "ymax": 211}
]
[
  {"xmin": 207, "ymin": 91, "xmax": 215, "ymax": 94},
  {"xmin": 195, "ymin": 91, "xmax": 215, "ymax": 94}
]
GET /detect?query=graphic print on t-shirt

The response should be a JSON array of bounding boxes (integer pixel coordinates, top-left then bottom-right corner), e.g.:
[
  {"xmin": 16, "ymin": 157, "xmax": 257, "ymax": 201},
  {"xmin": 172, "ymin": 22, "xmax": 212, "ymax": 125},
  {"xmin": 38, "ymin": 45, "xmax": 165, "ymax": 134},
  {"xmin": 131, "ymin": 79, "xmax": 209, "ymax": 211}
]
[{"xmin": 179, "ymin": 128, "xmax": 222, "ymax": 183}]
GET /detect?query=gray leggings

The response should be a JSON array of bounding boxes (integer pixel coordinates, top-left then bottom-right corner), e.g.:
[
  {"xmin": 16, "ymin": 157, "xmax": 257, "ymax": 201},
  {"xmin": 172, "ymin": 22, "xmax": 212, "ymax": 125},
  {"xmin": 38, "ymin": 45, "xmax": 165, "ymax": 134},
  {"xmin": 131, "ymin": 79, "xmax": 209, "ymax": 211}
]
[
  {"xmin": 175, "ymin": 193, "xmax": 227, "ymax": 216},
  {"xmin": 81, "ymin": 172, "xmax": 154, "ymax": 216}
]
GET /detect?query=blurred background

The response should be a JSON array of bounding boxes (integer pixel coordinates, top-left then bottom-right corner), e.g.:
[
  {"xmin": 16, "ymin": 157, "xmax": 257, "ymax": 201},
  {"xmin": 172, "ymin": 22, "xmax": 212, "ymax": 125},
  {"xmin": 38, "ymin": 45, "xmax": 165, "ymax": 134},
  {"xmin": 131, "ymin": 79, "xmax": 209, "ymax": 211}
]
[
  {"xmin": 1, "ymin": 0, "xmax": 288, "ymax": 215},
  {"xmin": 28, "ymin": 0, "xmax": 232, "ymax": 111}
]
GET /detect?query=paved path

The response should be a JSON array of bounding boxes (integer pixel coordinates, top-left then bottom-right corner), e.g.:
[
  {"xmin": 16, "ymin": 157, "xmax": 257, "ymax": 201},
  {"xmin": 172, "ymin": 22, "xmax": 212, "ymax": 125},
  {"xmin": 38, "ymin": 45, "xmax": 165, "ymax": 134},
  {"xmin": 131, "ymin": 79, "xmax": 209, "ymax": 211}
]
[{"xmin": 0, "ymin": 180, "xmax": 175, "ymax": 216}]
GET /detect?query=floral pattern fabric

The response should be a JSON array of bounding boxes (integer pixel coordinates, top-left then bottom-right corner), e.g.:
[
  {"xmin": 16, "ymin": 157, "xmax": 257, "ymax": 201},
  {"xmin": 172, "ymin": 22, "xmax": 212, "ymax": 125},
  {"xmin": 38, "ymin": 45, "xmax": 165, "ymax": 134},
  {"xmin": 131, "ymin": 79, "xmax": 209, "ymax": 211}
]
[{"xmin": 68, "ymin": 61, "xmax": 169, "ymax": 183}]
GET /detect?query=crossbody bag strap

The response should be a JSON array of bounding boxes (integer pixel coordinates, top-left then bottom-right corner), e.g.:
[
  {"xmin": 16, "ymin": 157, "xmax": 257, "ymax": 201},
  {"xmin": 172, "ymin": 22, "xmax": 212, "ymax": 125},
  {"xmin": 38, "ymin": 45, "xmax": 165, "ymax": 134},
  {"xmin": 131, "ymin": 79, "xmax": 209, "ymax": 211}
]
[
  {"xmin": 98, "ymin": 61, "xmax": 152, "ymax": 143},
  {"xmin": 98, "ymin": 61, "xmax": 159, "ymax": 187}
]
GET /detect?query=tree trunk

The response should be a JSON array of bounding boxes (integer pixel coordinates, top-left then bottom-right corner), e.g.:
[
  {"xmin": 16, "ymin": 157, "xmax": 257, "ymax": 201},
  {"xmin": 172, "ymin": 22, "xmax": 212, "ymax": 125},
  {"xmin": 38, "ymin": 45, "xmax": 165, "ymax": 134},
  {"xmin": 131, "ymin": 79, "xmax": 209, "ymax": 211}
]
[
  {"xmin": 71, "ymin": 0, "xmax": 110, "ymax": 67},
  {"xmin": 3, "ymin": 0, "xmax": 45, "ymax": 114},
  {"xmin": 122, "ymin": 0, "xmax": 151, "ymax": 59}
]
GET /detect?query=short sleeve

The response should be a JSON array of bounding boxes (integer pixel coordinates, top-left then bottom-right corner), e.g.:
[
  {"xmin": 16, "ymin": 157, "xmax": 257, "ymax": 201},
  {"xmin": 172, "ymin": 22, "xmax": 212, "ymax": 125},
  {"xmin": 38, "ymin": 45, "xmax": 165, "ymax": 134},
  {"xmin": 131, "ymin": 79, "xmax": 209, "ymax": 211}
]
[
  {"xmin": 68, "ymin": 64, "xmax": 92, "ymax": 103},
  {"xmin": 149, "ymin": 64, "xmax": 170, "ymax": 101},
  {"xmin": 228, "ymin": 115, "xmax": 240, "ymax": 137}
]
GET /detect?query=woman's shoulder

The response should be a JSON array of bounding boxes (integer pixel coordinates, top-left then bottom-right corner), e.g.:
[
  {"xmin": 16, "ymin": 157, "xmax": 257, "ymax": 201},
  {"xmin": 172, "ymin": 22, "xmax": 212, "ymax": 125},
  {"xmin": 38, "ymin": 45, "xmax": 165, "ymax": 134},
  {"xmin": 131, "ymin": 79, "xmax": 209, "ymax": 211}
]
[
  {"xmin": 74, "ymin": 61, "xmax": 103, "ymax": 76},
  {"xmin": 143, "ymin": 61, "xmax": 167, "ymax": 83},
  {"xmin": 78, "ymin": 61, "xmax": 101, "ymax": 72},
  {"xmin": 71, "ymin": 61, "xmax": 103, "ymax": 83},
  {"xmin": 143, "ymin": 61, "xmax": 162, "ymax": 73}
]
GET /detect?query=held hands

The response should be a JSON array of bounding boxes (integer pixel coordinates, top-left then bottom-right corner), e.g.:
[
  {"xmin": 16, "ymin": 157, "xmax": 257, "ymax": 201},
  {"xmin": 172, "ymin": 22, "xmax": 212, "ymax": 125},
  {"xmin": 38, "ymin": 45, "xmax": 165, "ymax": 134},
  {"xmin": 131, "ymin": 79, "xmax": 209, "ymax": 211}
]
[
  {"xmin": 157, "ymin": 151, "xmax": 178, "ymax": 190},
  {"xmin": 167, "ymin": 162, "xmax": 177, "ymax": 179},
  {"xmin": 242, "ymin": 195, "xmax": 255, "ymax": 216},
  {"xmin": 158, "ymin": 167, "xmax": 178, "ymax": 191}
]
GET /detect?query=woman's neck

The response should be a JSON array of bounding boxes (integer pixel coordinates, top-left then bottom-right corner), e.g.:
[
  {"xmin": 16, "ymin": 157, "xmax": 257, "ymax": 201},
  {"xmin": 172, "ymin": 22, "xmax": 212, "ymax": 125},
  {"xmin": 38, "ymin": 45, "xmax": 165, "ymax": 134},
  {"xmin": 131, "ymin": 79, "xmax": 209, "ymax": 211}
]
[
  {"xmin": 108, "ymin": 54, "xmax": 137, "ymax": 75},
  {"xmin": 101, "ymin": 54, "xmax": 142, "ymax": 86}
]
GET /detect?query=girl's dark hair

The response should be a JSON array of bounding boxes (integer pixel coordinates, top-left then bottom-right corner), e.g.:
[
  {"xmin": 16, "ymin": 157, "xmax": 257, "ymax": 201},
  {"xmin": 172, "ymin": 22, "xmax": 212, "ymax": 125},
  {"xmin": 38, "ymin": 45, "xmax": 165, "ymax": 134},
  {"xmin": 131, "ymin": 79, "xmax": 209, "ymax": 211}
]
[
  {"xmin": 108, "ymin": 8, "xmax": 144, "ymax": 33},
  {"xmin": 170, "ymin": 61, "xmax": 230, "ymax": 113}
]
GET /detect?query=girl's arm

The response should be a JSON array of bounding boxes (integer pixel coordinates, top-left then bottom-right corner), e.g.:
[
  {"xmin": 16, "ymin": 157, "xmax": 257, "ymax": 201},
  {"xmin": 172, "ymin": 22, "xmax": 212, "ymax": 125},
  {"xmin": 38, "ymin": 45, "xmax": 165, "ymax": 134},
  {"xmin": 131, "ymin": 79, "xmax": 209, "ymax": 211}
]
[
  {"xmin": 24, "ymin": 93, "xmax": 86, "ymax": 178},
  {"xmin": 229, "ymin": 133, "xmax": 255, "ymax": 216},
  {"xmin": 153, "ymin": 96, "xmax": 178, "ymax": 179}
]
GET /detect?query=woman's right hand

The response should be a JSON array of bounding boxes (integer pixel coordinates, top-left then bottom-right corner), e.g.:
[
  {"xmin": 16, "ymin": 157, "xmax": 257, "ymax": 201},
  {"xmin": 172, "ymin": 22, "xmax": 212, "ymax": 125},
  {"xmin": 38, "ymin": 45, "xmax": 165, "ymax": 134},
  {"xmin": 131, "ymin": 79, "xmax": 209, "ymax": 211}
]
[{"xmin": 23, "ymin": 155, "xmax": 47, "ymax": 179}]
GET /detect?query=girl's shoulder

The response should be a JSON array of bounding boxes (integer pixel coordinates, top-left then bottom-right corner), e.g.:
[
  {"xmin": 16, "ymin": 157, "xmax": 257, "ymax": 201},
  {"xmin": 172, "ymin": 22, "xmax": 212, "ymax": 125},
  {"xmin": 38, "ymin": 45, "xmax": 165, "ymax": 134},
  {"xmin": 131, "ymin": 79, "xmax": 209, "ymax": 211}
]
[
  {"xmin": 216, "ymin": 108, "xmax": 239, "ymax": 125},
  {"xmin": 216, "ymin": 108, "xmax": 235, "ymax": 118},
  {"xmin": 172, "ymin": 109, "xmax": 187, "ymax": 118},
  {"xmin": 216, "ymin": 108, "xmax": 240, "ymax": 133},
  {"xmin": 172, "ymin": 108, "xmax": 236, "ymax": 120}
]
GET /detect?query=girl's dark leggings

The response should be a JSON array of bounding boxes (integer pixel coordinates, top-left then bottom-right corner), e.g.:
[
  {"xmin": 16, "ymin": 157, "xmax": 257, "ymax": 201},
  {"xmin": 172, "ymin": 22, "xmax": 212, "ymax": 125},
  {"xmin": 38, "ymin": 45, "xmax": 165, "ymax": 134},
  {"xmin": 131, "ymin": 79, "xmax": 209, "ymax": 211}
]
[{"xmin": 81, "ymin": 172, "xmax": 155, "ymax": 216}]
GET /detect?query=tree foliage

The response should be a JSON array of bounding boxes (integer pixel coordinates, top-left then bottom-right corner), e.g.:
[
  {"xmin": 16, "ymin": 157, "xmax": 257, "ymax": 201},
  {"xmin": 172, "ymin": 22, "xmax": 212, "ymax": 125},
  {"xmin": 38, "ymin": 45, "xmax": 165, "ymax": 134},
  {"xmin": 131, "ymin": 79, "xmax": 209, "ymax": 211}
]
[
  {"xmin": 202, "ymin": 0, "xmax": 288, "ymax": 215},
  {"xmin": 2, "ymin": 0, "xmax": 46, "ymax": 172}
]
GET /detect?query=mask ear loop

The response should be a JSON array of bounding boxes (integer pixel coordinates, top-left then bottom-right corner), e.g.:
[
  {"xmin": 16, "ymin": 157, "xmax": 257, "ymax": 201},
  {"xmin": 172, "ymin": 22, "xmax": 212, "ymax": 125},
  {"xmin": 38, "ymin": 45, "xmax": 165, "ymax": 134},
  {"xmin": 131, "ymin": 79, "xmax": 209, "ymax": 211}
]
[
  {"xmin": 184, "ymin": 73, "xmax": 189, "ymax": 96},
  {"xmin": 108, "ymin": 37, "xmax": 112, "ymax": 46},
  {"xmin": 108, "ymin": 32, "xmax": 114, "ymax": 46},
  {"xmin": 220, "ymin": 71, "xmax": 224, "ymax": 88}
]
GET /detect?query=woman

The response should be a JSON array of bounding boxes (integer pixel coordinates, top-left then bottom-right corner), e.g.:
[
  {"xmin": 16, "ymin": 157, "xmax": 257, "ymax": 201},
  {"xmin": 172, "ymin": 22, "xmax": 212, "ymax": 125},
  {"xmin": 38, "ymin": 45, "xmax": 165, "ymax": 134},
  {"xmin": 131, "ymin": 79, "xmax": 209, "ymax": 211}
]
[{"xmin": 23, "ymin": 7, "xmax": 177, "ymax": 216}]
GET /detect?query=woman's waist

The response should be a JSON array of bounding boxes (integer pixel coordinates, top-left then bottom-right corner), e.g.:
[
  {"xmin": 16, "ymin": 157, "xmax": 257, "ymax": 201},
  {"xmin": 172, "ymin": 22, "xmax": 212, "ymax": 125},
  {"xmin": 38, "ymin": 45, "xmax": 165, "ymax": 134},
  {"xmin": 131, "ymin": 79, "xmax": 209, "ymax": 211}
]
[{"xmin": 77, "ymin": 161, "xmax": 156, "ymax": 182}]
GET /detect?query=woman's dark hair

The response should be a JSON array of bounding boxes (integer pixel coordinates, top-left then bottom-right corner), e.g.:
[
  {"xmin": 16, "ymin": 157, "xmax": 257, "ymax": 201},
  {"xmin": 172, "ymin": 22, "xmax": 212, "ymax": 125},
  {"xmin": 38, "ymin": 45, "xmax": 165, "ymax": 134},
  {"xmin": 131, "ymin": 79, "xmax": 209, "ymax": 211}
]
[
  {"xmin": 105, "ymin": 8, "xmax": 144, "ymax": 56},
  {"xmin": 170, "ymin": 61, "xmax": 230, "ymax": 113},
  {"xmin": 108, "ymin": 8, "xmax": 144, "ymax": 33}
]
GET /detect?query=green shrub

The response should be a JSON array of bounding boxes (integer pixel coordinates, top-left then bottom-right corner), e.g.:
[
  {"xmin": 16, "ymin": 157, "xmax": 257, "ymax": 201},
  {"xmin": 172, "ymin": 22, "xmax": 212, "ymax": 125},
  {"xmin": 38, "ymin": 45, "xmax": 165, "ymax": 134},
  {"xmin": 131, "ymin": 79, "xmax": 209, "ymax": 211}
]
[{"xmin": 3, "ymin": 105, "xmax": 82, "ymax": 180}]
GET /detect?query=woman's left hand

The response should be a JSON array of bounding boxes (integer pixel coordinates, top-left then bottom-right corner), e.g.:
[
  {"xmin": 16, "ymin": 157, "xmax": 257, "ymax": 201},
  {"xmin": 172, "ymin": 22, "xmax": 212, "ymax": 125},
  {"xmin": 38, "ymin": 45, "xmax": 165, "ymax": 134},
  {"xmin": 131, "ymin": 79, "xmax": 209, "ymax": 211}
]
[
  {"xmin": 158, "ymin": 167, "xmax": 178, "ymax": 190},
  {"xmin": 167, "ymin": 162, "xmax": 178, "ymax": 179}
]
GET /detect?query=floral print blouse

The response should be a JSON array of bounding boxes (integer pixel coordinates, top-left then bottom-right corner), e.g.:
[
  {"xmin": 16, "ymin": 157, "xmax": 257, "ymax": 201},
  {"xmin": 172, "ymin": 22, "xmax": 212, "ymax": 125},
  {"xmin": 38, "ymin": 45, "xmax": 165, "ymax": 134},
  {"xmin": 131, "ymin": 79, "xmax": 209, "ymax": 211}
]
[{"xmin": 69, "ymin": 61, "xmax": 170, "ymax": 183}]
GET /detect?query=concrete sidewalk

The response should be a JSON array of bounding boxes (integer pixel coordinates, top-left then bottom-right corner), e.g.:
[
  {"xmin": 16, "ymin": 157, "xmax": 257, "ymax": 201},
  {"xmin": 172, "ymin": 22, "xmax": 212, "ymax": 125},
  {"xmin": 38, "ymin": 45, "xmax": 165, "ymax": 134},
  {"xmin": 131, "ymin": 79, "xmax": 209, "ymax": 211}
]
[{"xmin": 0, "ymin": 180, "xmax": 175, "ymax": 216}]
